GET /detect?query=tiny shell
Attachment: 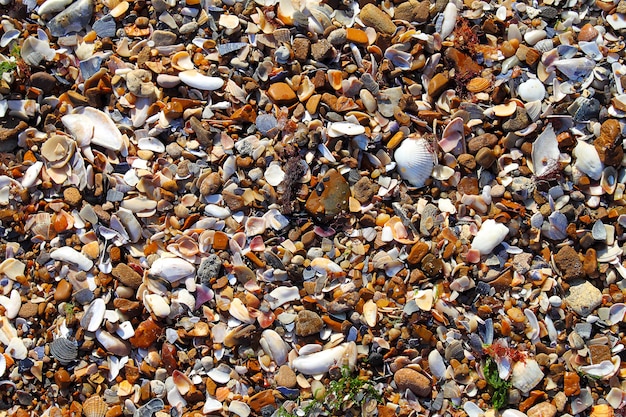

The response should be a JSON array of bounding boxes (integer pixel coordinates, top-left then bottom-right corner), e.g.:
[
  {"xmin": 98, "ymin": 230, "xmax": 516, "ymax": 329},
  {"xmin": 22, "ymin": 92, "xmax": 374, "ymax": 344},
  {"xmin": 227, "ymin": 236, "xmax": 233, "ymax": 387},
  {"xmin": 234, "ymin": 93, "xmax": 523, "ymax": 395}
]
[
  {"xmin": 149, "ymin": 257, "xmax": 195, "ymax": 282},
  {"xmin": 178, "ymin": 70, "xmax": 224, "ymax": 91},
  {"xmin": 531, "ymin": 124, "xmax": 560, "ymax": 178},
  {"xmin": 510, "ymin": 360, "xmax": 544, "ymax": 394},
  {"xmin": 363, "ymin": 299, "xmax": 378, "ymax": 327},
  {"xmin": 82, "ymin": 395, "xmax": 108, "ymax": 417},
  {"xmin": 260, "ymin": 329, "xmax": 289, "ymax": 365},
  {"xmin": 518, "ymin": 78, "xmax": 545, "ymax": 102},
  {"xmin": 394, "ymin": 137, "xmax": 436, "ymax": 188},
  {"xmin": 471, "ymin": 219, "xmax": 509, "ymax": 255},
  {"xmin": 590, "ymin": 404, "xmax": 615, "ymax": 417},
  {"xmin": 51, "ymin": 247, "xmax": 94, "ymax": 271}
]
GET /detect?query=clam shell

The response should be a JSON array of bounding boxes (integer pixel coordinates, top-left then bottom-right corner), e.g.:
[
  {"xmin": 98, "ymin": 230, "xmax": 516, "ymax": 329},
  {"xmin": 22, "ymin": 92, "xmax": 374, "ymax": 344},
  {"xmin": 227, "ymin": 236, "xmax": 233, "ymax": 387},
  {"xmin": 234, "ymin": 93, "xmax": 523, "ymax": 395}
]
[
  {"xmin": 531, "ymin": 124, "xmax": 560, "ymax": 178},
  {"xmin": 510, "ymin": 359, "xmax": 544, "ymax": 394},
  {"xmin": 466, "ymin": 77, "xmax": 490, "ymax": 93},
  {"xmin": 82, "ymin": 395, "xmax": 108, "ymax": 417},
  {"xmin": 292, "ymin": 342, "xmax": 357, "ymax": 375},
  {"xmin": 394, "ymin": 138, "xmax": 436, "ymax": 188},
  {"xmin": 471, "ymin": 219, "xmax": 509, "ymax": 255},
  {"xmin": 178, "ymin": 70, "xmax": 224, "ymax": 91},
  {"xmin": 49, "ymin": 337, "xmax": 78, "ymax": 365},
  {"xmin": 149, "ymin": 257, "xmax": 195, "ymax": 282},
  {"xmin": 260, "ymin": 329, "xmax": 289, "ymax": 365},
  {"xmin": 574, "ymin": 140, "xmax": 603, "ymax": 180},
  {"xmin": 48, "ymin": 0, "xmax": 94, "ymax": 37},
  {"xmin": 51, "ymin": 246, "xmax": 94, "ymax": 271}
]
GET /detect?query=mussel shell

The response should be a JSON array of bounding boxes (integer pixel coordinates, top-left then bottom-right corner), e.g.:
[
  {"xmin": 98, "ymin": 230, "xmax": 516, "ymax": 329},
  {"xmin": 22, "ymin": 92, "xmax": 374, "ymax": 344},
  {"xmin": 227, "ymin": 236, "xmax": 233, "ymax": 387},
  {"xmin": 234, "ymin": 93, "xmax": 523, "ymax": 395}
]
[{"xmin": 49, "ymin": 337, "xmax": 78, "ymax": 365}]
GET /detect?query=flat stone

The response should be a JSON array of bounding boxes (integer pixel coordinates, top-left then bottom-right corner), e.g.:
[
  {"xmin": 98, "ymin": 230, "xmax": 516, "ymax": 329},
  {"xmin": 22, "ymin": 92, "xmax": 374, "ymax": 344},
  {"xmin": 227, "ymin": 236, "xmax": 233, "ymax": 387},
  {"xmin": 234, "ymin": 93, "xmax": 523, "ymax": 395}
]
[
  {"xmin": 310, "ymin": 39, "xmax": 333, "ymax": 62},
  {"xmin": 248, "ymin": 390, "xmax": 275, "ymax": 413},
  {"xmin": 589, "ymin": 344, "xmax": 612, "ymax": 364},
  {"xmin": 189, "ymin": 117, "xmax": 212, "ymax": 148},
  {"xmin": 394, "ymin": 368, "xmax": 431, "ymax": 397},
  {"xmin": 305, "ymin": 169, "xmax": 350, "ymax": 221},
  {"xmin": 428, "ymin": 73, "xmax": 449, "ymax": 98},
  {"xmin": 63, "ymin": 187, "xmax": 82, "ymax": 206},
  {"xmin": 112, "ymin": 263, "xmax": 143, "ymax": 289},
  {"xmin": 583, "ymin": 248, "xmax": 599, "ymax": 278},
  {"xmin": 502, "ymin": 108, "xmax": 530, "ymax": 132},
  {"xmin": 475, "ymin": 148, "xmax": 497, "ymax": 168},
  {"xmin": 275, "ymin": 365, "xmax": 297, "ymax": 388},
  {"xmin": 554, "ymin": 245, "xmax": 583, "ymax": 281},
  {"xmin": 527, "ymin": 402, "xmax": 556, "ymax": 417},
  {"xmin": 360, "ymin": 3, "xmax": 397, "ymax": 35},
  {"xmin": 563, "ymin": 371, "xmax": 580, "ymax": 396},
  {"xmin": 295, "ymin": 310, "xmax": 324, "ymax": 336},
  {"xmin": 151, "ymin": 30, "xmax": 178, "ymax": 47},
  {"xmin": 565, "ymin": 280, "xmax": 602, "ymax": 316},
  {"xmin": 352, "ymin": 176, "xmax": 379, "ymax": 203},
  {"xmin": 18, "ymin": 301, "xmax": 38, "ymax": 319},
  {"xmin": 415, "ymin": 0, "xmax": 430, "ymax": 22},
  {"xmin": 467, "ymin": 133, "xmax": 498, "ymax": 154},
  {"xmin": 267, "ymin": 82, "xmax": 297, "ymax": 105},
  {"xmin": 345, "ymin": 28, "xmax": 368, "ymax": 44},
  {"xmin": 129, "ymin": 318, "xmax": 163, "ymax": 349},
  {"xmin": 30, "ymin": 72, "xmax": 57, "ymax": 94},
  {"xmin": 407, "ymin": 242, "xmax": 429, "ymax": 265},
  {"xmin": 394, "ymin": 0, "xmax": 419, "ymax": 21},
  {"xmin": 292, "ymin": 38, "xmax": 310, "ymax": 61}
]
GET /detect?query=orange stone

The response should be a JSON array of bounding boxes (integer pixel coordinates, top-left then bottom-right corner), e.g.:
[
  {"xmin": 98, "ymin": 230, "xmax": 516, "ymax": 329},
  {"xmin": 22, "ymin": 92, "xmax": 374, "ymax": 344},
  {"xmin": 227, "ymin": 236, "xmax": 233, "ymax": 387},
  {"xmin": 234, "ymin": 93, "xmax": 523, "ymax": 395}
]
[
  {"xmin": 407, "ymin": 242, "xmax": 429, "ymax": 265},
  {"xmin": 231, "ymin": 104, "xmax": 257, "ymax": 123},
  {"xmin": 346, "ymin": 28, "xmax": 369, "ymax": 44},
  {"xmin": 578, "ymin": 23, "xmax": 599, "ymax": 42},
  {"xmin": 213, "ymin": 231, "xmax": 229, "ymax": 250},
  {"xmin": 248, "ymin": 390, "xmax": 276, "ymax": 413},
  {"xmin": 54, "ymin": 279, "xmax": 72, "ymax": 302},
  {"xmin": 427, "ymin": 73, "xmax": 449, "ymax": 98},
  {"xmin": 267, "ymin": 82, "xmax": 297, "ymax": 105},
  {"xmin": 563, "ymin": 371, "xmax": 580, "ymax": 396},
  {"xmin": 305, "ymin": 169, "xmax": 350, "ymax": 221},
  {"xmin": 129, "ymin": 318, "xmax": 163, "ymax": 349}
]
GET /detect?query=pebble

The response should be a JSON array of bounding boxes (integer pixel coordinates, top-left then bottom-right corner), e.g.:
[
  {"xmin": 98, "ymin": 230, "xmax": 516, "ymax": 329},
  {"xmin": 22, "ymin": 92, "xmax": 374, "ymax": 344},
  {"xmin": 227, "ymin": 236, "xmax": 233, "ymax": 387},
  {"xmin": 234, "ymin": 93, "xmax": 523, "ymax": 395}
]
[
  {"xmin": 554, "ymin": 246, "xmax": 584, "ymax": 281},
  {"xmin": 527, "ymin": 402, "xmax": 557, "ymax": 417},
  {"xmin": 394, "ymin": 368, "xmax": 431, "ymax": 397},
  {"xmin": 295, "ymin": 310, "xmax": 324, "ymax": 337},
  {"xmin": 566, "ymin": 280, "xmax": 603, "ymax": 316},
  {"xmin": 267, "ymin": 83, "xmax": 297, "ymax": 105},
  {"xmin": 360, "ymin": 4, "xmax": 397, "ymax": 35},
  {"xmin": 275, "ymin": 365, "xmax": 297, "ymax": 388},
  {"xmin": 54, "ymin": 280, "xmax": 72, "ymax": 302}
]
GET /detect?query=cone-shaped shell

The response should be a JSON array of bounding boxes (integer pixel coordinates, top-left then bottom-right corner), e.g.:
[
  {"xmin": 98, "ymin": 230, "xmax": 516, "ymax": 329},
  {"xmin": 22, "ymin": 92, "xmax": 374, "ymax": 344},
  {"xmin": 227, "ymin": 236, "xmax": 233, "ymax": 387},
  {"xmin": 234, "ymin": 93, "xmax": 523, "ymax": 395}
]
[{"xmin": 394, "ymin": 137, "xmax": 436, "ymax": 188}]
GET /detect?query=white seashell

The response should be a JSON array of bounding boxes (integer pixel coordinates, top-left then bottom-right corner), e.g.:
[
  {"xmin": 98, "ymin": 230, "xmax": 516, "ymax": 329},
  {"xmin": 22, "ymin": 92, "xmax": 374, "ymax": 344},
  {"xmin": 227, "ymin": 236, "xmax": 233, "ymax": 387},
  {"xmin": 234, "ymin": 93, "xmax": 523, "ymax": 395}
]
[
  {"xmin": 327, "ymin": 121, "xmax": 365, "ymax": 137},
  {"xmin": 81, "ymin": 298, "xmax": 106, "ymax": 332},
  {"xmin": 510, "ymin": 359, "xmax": 543, "ymax": 394},
  {"xmin": 51, "ymin": 246, "xmax": 94, "ymax": 271},
  {"xmin": 149, "ymin": 257, "xmax": 195, "ymax": 282},
  {"xmin": 606, "ymin": 387, "xmax": 625, "ymax": 409},
  {"xmin": 63, "ymin": 107, "xmax": 124, "ymax": 152},
  {"xmin": 363, "ymin": 299, "xmax": 378, "ymax": 327},
  {"xmin": 229, "ymin": 400, "xmax": 250, "ymax": 417},
  {"xmin": 245, "ymin": 217, "xmax": 266, "ymax": 236},
  {"xmin": 553, "ymin": 58, "xmax": 595, "ymax": 81},
  {"xmin": 471, "ymin": 219, "xmax": 509, "ymax": 255},
  {"xmin": 204, "ymin": 204, "xmax": 231, "ymax": 219},
  {"xmin": 0, "ymin": 317, "xmax": 17, "ymax": 346},
  {"xmin": 438, "ymin": 117, "xmax": 464, "ymax": 154},
  {"xmin": 531, "ymin": 125, "xmax": 560, "ymax": 178},
  {"xmin": 574, "ymin": 140, "xmax": 603, "ymax": 180},
  {"xmin": 264, "ymin": 163, "xmax": 285, "ymax": 186},
  {"xmin": 144, "ymin": 294, "xmax": 171, "ymax": 318},
  {"xmin": 502, "ymin": 410, "xmax": 528, "ymax": 417},
  {"xmin": 21, "ymin": 161, "xmax": 43, "ymax": 188},
  {"xmin": 208, "ymin": 364, "xmax": 232, "ymax": 384},
  {"xmin": 37, "ymin": 0, "xmax": 73, "ymax": 16},
  {"xmin": 607, "ymin": 13, "xmax": 626, "ymax": 30},
  {"xmin": 394, "ymin": 138, "xmax": 436, "ymax": 188},
  {"xmin": 428, "ymin": 349, "xmax": 447, "ymax": 379},
  {"xmin": 96, "ymin": 329, "xmax": 130, "ymax": 356},
  {"xmin": 260, "ymin": 329, "xmax": 290, "ymax": 365},
  {"xmin": 6, "ymin": 337, "xmax": 27, "ymax": 360},
  {"xmin": 524, "ymin": 29, "xmax": 547, "ymax": 45},
  {"xmin": 116, "ymin": 321, "xmax": 135, "ymax": 340},
  {"xmin": 432, "ymin": 165, "xmax": 455, "ymax": 181},
  {"xmin": 414, "ymin": 289, "xmax": 434, "ymax": 311},
  {"xmin": 601, "ymin": 166, "xmax": 618, "ymax": 195},
  {"xmin": 229, "ymin": 298, "xmax": 254, "ymax": 324},
  {"xmin": 608, "ymin": 303, "xmax": 626, "ymax": 325},
  {"xmin": 310, "ymin": 258, "xmax": 343, "ymax": 275},
  {"xmin": 203, "ymin": 396, "xmax": 223, "ymax": 414},
  {"xmin": 579, "ymin": 357, "xmax": 620, "ymax": 379},
  {"xmin": 178, "ymin": 70, "xmax": 224, "ymax": 91},
  {"xmin": 137, "ymin": 137, "xmax": 166, "ymax": 153},
  {"xmin": 267, "ymin": 286, "xmax": 300, "ymax": 309},
  {"xmin": 518, "ymin": 78, "xmax": 545, "ymax": 102},
  {"xmin": 0, "ymin": 290, "xmax": 21, "ymax": 319},
  {"xmin": 524, "ymin": 308, "xmax": 540, "ymax": 343},
  {"xmin": 0, "ymin": 353, "xmax": 5, "ymax": 377},
  {"xmin": 21, "ymin": 37, "xmax": 56, "ymax": 67},
  {"xmin": 463, "ymin": 401, "xmax": 483, "ymax": 417},
  {"xmin": 440, "ymin": 3, "xmax": 457, "ymax": 40},
  {"xmin": 292, "ymin": 342, "xmax": 357, "ymax": 375}
]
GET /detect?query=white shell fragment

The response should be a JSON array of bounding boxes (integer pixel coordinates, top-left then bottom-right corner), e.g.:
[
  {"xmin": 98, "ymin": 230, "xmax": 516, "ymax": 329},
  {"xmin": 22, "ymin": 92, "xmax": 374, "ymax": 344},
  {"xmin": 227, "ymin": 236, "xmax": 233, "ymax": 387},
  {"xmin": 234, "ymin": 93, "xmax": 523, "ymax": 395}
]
[
  {"xmin": 573, "ymin": 140, "xmax": 603, "ymax": 180},
  {"xmin": 471, "ymin": 219, "xmax": 509, "ymax": 255},
  {"xmin": 511, "ymin": 360, "xmax": 544, "ymax": 394},
  {"xmin": 178, "ymin": 70, "xmax": 225, "ymax": 90},
  {"xmin": 292, "ymin": 342, "xmax": 357, "ymax": 375},
  {"xmin": 50, "ymin": 247, "xmax": 94, "ymax": 271},
  {"xmin": 149, "ymin": 257, "xmax": 195, "ymax": 282},
  {"xmin": 531, "ymin": 124, "xmax": 560, "ymax": 178}
]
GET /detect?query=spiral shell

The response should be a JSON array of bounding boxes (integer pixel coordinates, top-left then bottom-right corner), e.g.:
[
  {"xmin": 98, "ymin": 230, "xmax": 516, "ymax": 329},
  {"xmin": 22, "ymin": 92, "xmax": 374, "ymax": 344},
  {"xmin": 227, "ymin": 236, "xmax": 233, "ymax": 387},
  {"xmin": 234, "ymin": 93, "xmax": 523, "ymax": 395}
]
[
  {"xmin": 82, "ymin": 395, "xmax": 108, "ymax": 417},
  {"xmin": 49, "ymin": 337, "xmax": 78, "ymax": 365},
  {"xmin": 394, "ymin": 137, "xmax": 436, "ymax": 188}
]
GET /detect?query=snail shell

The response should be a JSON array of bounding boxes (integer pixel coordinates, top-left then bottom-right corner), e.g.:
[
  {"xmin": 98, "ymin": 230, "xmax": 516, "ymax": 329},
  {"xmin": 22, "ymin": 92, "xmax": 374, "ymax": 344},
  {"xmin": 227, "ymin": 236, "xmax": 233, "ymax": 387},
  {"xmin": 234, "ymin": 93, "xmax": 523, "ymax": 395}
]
[{"xmin": 394, "ymin": 137, "xmax": 436, "ymax": 188}]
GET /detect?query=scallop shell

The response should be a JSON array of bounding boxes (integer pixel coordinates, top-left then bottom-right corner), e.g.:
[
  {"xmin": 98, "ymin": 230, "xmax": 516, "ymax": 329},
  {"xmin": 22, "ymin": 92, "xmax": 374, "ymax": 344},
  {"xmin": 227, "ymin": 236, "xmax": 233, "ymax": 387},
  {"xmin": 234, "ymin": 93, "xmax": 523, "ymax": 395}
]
[
  {"xmin": 49, "ymin": 337, "xmax": 78, "ymax": 365},
  {"xmin": 82, "ymin": 395, "xmax": 108, "ymax": 417},
  {"xmin": 466, "ymin": 77, "xmax": 490, "ymax": 93},
  {"xmin": 394, "ymin": 137, "xmax": 436, "ymax": 188},
  {"xmin": 590, "ymin": 404, "xmax": 615, "ymax": 417},
  {"xmin": 531, "ymin": 124, "xmax": 560, "ymax": 178}
]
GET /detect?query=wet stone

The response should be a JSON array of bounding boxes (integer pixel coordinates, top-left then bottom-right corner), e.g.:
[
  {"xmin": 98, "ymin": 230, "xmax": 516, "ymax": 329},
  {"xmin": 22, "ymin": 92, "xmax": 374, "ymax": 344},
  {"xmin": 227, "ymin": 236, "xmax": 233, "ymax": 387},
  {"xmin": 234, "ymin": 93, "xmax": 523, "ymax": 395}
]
[
  {"xmin": 475, "ymin": 148, "xmax": 497, "ymax": 168},
  {"xmin": 589, "ymin": 344, "xmax": 612, "ymax": 364},
  {"xmin": 360, "ymin": 3, "xmax": 397, "ymax": 35},
  {"xmin": 352, "ymin": 176, "xmax": 379, "ymax": 203},
  {"xmin": 112, "ymin": 263, "xmax": 143, "ymax": 289},
  {"xmin": 275, "ymin": 365, "xmax": 297, "ymax": 388},
  {"xmin": 18, "ymin": 302, "xmax": 38, "ymax": 319},
  {"xmin": 407, "ymin": 242, "xmax": 429, "ymax": 265},
  {"xmin": 394, "ymin": 0, "xmax": 420, "ymax": 22},
  {"xmin": 30, "ymin": 72, "xmax": 57, "ymax": 94},
  {"xmin": 54, "ymin": 280, "xmax": 72, "ymax": 302},
  {"xmin": 428, "ymin": 73, "xmax": 449, "ymax": 99},
  {"xmin": 151, "ymin": 30, "xmax": 178, "ymax": 47},
  {"xmin": 267, "ymin": 82, "xmax": 297, "ymax": 105},
  {"xmin": 565, "ymin": 280, "xmax": 603, "ymax": 316},
  {"xmin": 467, "ymin": 133, "xmax": 498, "ymax": 154},
  {"xmin": 502, "ymin": 108, "xmax": 530, "ymax": 132}
]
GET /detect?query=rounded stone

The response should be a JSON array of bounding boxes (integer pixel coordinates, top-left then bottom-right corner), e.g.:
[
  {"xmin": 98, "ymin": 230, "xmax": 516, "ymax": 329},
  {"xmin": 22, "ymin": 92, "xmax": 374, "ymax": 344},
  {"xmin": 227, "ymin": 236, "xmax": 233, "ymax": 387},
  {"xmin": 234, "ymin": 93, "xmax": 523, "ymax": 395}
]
[
  {"xmin": 54, "ymin": 280, "xmax": 72, "ymax": 302},
  {"xmin": 394, "ymin": 368, "xmax": 431, "ymax": 397},
  {"xmin": 295, "ymin": 310, "xmax": 324, "ymax": 336}
]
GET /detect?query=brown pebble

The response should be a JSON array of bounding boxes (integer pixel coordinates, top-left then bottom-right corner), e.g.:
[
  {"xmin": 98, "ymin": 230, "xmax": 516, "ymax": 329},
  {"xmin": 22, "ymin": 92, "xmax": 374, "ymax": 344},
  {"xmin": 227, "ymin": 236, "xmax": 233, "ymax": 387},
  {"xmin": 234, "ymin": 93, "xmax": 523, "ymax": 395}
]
[
  {"xmin": 112, "ymin": 263, "xmax": 143, "ymax": 289},
  {"xmin": 554, "ymin": 245, "xmax": 584, "ymax": 281},
  {"xmin": 63, "ymin": 187, "xmax": 82, "ymax": 206},
  {"xmin": 267, "ymin": 82, "xmax": 297, "ymax": 105},
  {"xmin": 467, "ymin": 133, "xmax": 499, "ymax": 154},
  {"xmin": 295, "ymin": 309, "xmax": 324, "ymax": 336},
  {"xmin": 527, "ymin": 402, "xmax": 556, "ymax": 417},
  {"xmin": 360, "ymin": 4, "xmax": 397, "ymax": 35},
  {"xmin": 475, "ymin": 147, "xmax": 497, "ymax": 168},
  {"xmin": 407, "ymin": 242, "xmax": 429, "ymax": 265},
  {"xmin": 427, "ymin": 73, "xmax": 449, "ymax": 99},
  {"xmin": 54, "ymin": 279, "xmax": 72, "ymax": 301},
  {"xmin": 18, "ymin": 301, "xmax": 38, "ymax": 319},
  {"xmin": 275, "ymin": 364, "xmax": 297, "ymax": 388},
  {"xmin": 394, "ymin": 368, "xmax": 431, "ymax": 397}
]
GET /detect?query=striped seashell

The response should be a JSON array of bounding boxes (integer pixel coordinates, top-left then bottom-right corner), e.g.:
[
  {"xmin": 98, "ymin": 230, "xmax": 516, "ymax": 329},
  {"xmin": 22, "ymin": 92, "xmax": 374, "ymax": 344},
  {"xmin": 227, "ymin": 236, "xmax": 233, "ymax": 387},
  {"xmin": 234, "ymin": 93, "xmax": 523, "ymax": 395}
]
[
  {"xmin": 82, "ymin": 395, "xmax": 108, "ymax": 417},
  {"xmin": 49, "ymin": 337, "xmax": 78, "ymax": 365},
  {"xmin": 466, "ymin": 77, "xmax": 491, "ymax": 93},
  {"xmin": 394, "ymin": 137, "xmax": 436, "ymax": 188}
]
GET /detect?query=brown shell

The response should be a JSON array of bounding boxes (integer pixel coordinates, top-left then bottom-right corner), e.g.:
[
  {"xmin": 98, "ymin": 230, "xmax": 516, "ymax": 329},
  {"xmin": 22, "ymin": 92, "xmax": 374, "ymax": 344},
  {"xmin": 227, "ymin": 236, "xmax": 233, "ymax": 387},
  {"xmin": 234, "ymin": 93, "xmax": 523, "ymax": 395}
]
[
  {"xmin": 590, "ymin": 404, "xmax": 615, "ymax": 417},
  {"xmin": 466, "ymin": 77, "xmax": 491, "ymax": 93},
  {"xmin": 82, "ymin": 395, "xmax": 108, "ymax": 417}
]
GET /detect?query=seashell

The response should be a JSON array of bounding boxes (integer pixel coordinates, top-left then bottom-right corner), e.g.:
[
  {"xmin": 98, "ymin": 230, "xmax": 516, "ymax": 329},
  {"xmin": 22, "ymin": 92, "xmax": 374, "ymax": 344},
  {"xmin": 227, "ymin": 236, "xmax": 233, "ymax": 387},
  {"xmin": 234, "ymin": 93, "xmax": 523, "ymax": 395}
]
[
  {"xmin": 362, "ymin": 299, "xmax": 378, "ymax": 327},
  {"xmin": 327, "ymin": 121, "xmax": 365, "ymax": 137},
  {"xmin": 593, "ymin": 220, "xmax": 607, "ymax": 241},
  {"xmin": 439, "ymin": 117, "xmax": 465, "ymax": 154},
  {"xmin": 0, "ymin": 290, "xmax": 20, "ymax": 319},
  {"xmin": 463, "ymin": 401, "xmax": 484, "ymax": 417},
  {"xmin": 37, "ymin": 0, "xmax": 73, "ymax": 16},
  {"xmin": 414, "ymin": 289, "xmax": 434, "ymax": 311},
  {"xmin": 51, "ymin": 246, "xmax": 94, "ymax": 271},
  {"xmin": 394, "ymin": 137, "xmax": 436, "ymax": 188},
  {"xmin": 171, "ymin": 51, "xmax": 195, "ymax": 71},
  {"xmin": 524, "ymin": 29, "xmax": 547, "ymax": 45},
  {"xmin": 172, "ymin": 370, "xmax": 194, "ymax": 395},
  {"xmin": 149, "ymin": 257, "xmax": 195, "ymax": 282},
  {"xmin": 440, "ymin": 3, "xmax": 457, "ymax": 40},
  {"xmin": 266, "ymin": 286, "xmax": 300, "ymax": 309},
  {"xmin": 0, "ymin": 354, "xmax": 4, "ymax": 377},
  {"xmin": 144, "ymin": 294, "xmax": 171, "ymax": 318},
  {"xmin": 82, "ymin": 395, "xmax": 108, "ymax": 417},
  {"xmin": 21, "ymin": 36, "xmax": 56, "ymax": 67},
  {"xmin": 601, "ymin": 166, "xmax": 618, "ymax": 194},
  {"xmin": 553, "ymin": 58, "xmax": 595, "ymax": 81},
  {"xmin": 573, "ymin": 140, "xmax": 603, "ymax": 180},
  {"xmin": 48, "ymin": 0, "xmax": 94, "ymax": 37},
  {"xmin": 488, "ymin": 101, "xmax": 517, "ymax": 117},
  {"xmin": 178, "ymin": 70, "xmax": 224, "ymax": 91},
  {"xmin": 41, "ymin": 135, "xmax": 75, "ymax": 169},
  {"xmin": 292, "ymin": 342, "xmax": 356, "ymax": 375},
  {"xmin": 607, "ymin": 13, "xmax": 626, "ymax": 30},
  {"xmin": 510, "ymin": 359, "xmax": 544, "ymax": 394},
  {"xmin": 229, "ymin": 400, "xmax": 251, "ymax": 417},
  {"xmin": 384, "ymin": 45, "xmax": 413, "ymax": 70},
  {"xmin": 245, "ymin": 217, "xmax": 266, "ymax": 236},
  {"xmin": 81, "ymin": 298, "xmax": 106, "ymax": 332},
  {"xmin": 606, "ymin": 387, "xmax": 624, "ymax": 409},
  {"xmin": 208, "ymin": 363, "xmax": 232, "ymax": 384},
  {"xmin": 203, "ymin": 396, "xmax": 223, "ymax": 414},
  {"xmin": 579, "ymin": 358, "xmax": 620, "ymax": 379},
  {"xmin": 533, "ymin": 38, "xmax": 554, "ymax": 52},
  {"xmin": 428, "ymin": 349, "xmax": 446, "ymax": 379},
  {"xmin": 49, "ymin": 337, "xmax": 78, "ymax": 365},
  {"xmin": 466, "ymin": 77, "xmax": 490, "ymax": 93},
  {"xmin": 264, "ymin": 163, "xmax": 285, "ymax": 186},
  {"xmin": 608, "ymin": 303, "xmax": 626, "ymax": 325},
  {"xmin": 531, "ymin": 124, "xmax": 560, "ymax": 178},
  {"xmin": 471, "ymin": 219, "xmax": 509, "ymax": 255},
  {"xmin": 62, "ymin": 107, "xmax": 124, "ymax": 152},
  {"xmin": 204, "ymin": 204, "xmax": 231, "ymax": 219},
  {"xmin": 432, "ymin": 165, "xmax": 455, "ymax": 181},
  {"xmin": 524, "ymin": 100, "xmax": 542, "ymax": 122},
  {"xmin": 590, "ymin": 404, "xmax": 615, "ymax": 417},
  {"xmin": 518, "ymin": 78, "xmax": 545, "ymax": 102},
  {"xmin": 501, "ymin": 410, "xmax": 528, "ymax": 417},
  {"xmin": 260, "ymin": 329, "xmax": 289, "ymax": 365}
]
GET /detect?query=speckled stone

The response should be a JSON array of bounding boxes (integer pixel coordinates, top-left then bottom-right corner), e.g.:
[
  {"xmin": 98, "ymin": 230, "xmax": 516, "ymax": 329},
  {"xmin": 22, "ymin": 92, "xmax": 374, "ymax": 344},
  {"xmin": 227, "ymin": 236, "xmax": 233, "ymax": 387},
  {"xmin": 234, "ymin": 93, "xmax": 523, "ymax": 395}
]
[{"xmin": 394, "ymin": 368, "xmax": 431, "ymax": 397}]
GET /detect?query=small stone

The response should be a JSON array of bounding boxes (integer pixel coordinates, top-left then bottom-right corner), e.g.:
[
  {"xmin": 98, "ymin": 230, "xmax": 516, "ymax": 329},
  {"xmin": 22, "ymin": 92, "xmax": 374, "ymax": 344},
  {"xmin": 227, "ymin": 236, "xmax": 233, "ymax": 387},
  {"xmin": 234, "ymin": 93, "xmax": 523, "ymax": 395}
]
[
  {"xmin": 112, "ymin": 263, "xmax": 143, "ymax": 289},
  {"xmin": 222, "ymin": 189, "xmax": 245, "ymax": 211},
  {"xmin": 415, "ymin": 0, "xmax": 430, "ymax": 22},
  {"xmin": 30, "ymin": 72, "xmax": 57, "ymax": 94},
  {"xmin": 166, "ymin": 142, "xmax": 184, "ymax": 158},
  {"xmin": 305, "ymin": 169, "xmax": 350, "ymax": 221},
  {"xmin": 327, "ymin": 28, "xmax": 347, "ymax": 46},
  {"xmin": 295, "ymin": 310, "xmax": 324, "ymax": 336},
  {"xmin": 248, "ymin": 390, "xmax": 275, "ymax": 413},
  {"xmin": 179, "ymin": 21, "xmax": 198, "ymax": 35},
  {"xmin": 427, "ymin": 73, "xmax": 449, "ymax": 98},
  {"xmin": 63, "ymin": 187, "xmax": 82, "ymax": 206},
  {"xmin": 502, "ymin": 108, "xmax": 530, "ymax": 132},
  {"xmin": 457, "ymin": 153, "xmax": 476, "ymax": 172},
  {"xmin": 129, "ymin": 318, "xmax": 163, "ymax": 348},
  {"xmin": 394, "ymin": 0, "xmax": 419, "ymax": 22},
  {"xmin": 54, "ymin": 280, "xmax": 72, "ymax": 301},
  {"xmin": 527, "ymin": 402, "xmax": 556, "ymax": 417},
  {"xmin": 578, "ymin": 23, "xmax": 599, "ymax": 42},
  {"xmin": 18, "ymin": 301, "xmax": 38, "ymax": 319},
  {"xmin": 190, "ymin": 117, "xmax": 211, "ymax": 148},
  {"xmin": 554, "ymin": 245, "xmax": 583, "ymax": 281},
  {"xmin": 563, "ymin": 371, "xmax": 581, "ymax": 396},
  {"xmin": 345, "ymin": 28, "xmax": 368, "ymax": 44},
  {"xmin": 360, "ymin": 4, "xmax": 397, "ymax": 34},
  {"xmin": 275, "ymin": 365, "xmax": 297, "ymax": 388},
  {"xmin": 151, "ymin": 30, "xmax": 178, "ymax": 47},
  {"xmin": 457, "ymin": 177, "xmax": 479, "ymax": 195},
  {"xmin": 565, "ymin": 280, "xmax": 603, "ymax": 316},
  {"xmin": 352, "ymin": 176, "xmax": 379, "ymax": 203},
  {"xmin": 475, "ymin": 148, "xmax": 497, "ymax": 168},
  {"xmin": 267, "ymin": 82, "xmax": 297, "ymax": 105},
  {"xmin": 197, "ymin": 254, "xmax": 222, "ymax": 285},
  {"xmin": 407, "ymin": 242, "xmax": 429, "ymax": 265},
  {"xmin": 467, "ymin": 133, "xmax": 499, "ymax": 154},
  {"xmin": 583, "ymin": 248, "xmax": 599, "ymax": 278},
  {"xmin": 394, "ymin": 368, "xmax": 431, "ymax": 397},
  {"xmin": 292, "ymin": 38, "xmax": 311, "ymax": 61},
  {"xmin": 310, "ymin": 39, "xmax": 333, "ymax": 61},
  {"xmin": 589, "ymin": 344, "xmax": 612, "ymax": 364}
]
